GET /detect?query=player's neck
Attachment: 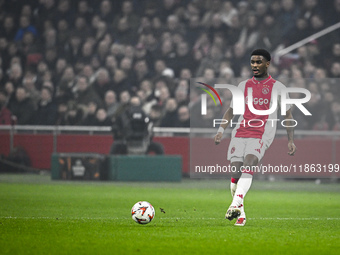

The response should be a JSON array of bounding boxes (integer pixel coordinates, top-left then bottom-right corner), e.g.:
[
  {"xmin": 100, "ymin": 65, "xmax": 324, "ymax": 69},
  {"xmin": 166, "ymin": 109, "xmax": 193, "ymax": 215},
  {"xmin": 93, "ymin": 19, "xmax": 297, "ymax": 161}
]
[{"xmin": 254, "ymin": 73, "xmax": 270, "ymax": 81}]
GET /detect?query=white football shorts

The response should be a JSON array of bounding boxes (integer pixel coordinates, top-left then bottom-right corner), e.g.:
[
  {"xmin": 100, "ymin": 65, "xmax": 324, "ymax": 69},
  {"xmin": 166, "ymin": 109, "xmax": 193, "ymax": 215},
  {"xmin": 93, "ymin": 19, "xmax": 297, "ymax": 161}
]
[{"xmin": 227, "ymin": 137, "xmax": 268, "ymax": 163}]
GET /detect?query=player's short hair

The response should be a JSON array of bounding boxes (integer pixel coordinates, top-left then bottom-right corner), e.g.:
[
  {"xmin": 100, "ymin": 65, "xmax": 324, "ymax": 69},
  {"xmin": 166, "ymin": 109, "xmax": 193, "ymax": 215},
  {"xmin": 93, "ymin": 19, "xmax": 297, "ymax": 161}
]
[{"xmin": 251, "ymin": 49, "xmax": 271, "ymax": 61}]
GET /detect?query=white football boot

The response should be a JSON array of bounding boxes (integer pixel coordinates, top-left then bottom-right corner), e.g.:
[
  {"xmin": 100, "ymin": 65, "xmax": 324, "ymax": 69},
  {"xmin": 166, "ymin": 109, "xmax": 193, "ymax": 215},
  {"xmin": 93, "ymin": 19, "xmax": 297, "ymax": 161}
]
[
  {"xmin": 225, "ymin": 205, "xmax": 241, "ymax": 221},
  {"xmin": 234, "ymin": 205, "xmax": 246, "ymax": 226}
]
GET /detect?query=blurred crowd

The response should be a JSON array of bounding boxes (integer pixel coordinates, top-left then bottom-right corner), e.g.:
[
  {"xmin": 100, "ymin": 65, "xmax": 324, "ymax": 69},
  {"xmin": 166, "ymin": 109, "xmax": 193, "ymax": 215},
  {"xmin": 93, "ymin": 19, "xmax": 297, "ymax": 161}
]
[{"xmin": 0, "ymin": 0, "xmax": 340, "ymax": 131}]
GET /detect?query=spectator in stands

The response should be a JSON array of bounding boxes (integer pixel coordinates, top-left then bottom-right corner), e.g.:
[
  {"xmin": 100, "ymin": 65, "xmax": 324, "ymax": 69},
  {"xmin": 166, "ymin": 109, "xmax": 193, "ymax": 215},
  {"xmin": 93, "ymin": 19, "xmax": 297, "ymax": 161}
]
[
  {"xmin": 9, "ymin": 86, "xmax": 35, "ymax": 124},
  {"xmin": 201, "ymin": 68, "xmax": 216, "ymax": 85},
  {"xmin": 43, "ymin": 28, "xmax": 57, "ymax": 50},
  {"xmin": 330, "ymin": 62, "xmax": 340, "ymax": 78},
  {"xmin": 0, "ymin": 38, "xmax": 9, "ymax": 71},
  {"xmin": 6, "ymin": 43, "xmax": 24, "ymax": 71},
  {"xmin": 288, "ymin": 18, "xmax": 310, "ymax": 46},
  {"xmin": 328, "ymin": 0, "xmax": 340, "ymax": 25},
  {"xmin": 201, "ymin": 0, "xmax": 223, "ymax": 28},
  {"xmin": 94, "ymin": 108, "xmax": 112, "ymax": 126},
  {"xmin": 7, "ymin": 63, "xmax": 23, "ymax": 88},
  {"xmin": 0, "ymin": 16, "xmax": 16, "ymax": 40},
  {"xmin": 257, "ymin": 15, "xmax": 282, "ymax": 51},
  {"xmin": 220, "ymin": 1, "xmax": 238, "ymax": 27},
  {"xmin": 113, "ymin": 16, "xmax": 138, "ymax": 45},
  {"xmin": 82, "ymin": 101, "xmax": 98, "ymax": 126},
  {"xmin": 112, "ymin": 69, "xmax": 130, "ymax": 96},
  {"xmin": 14, "ymin": 15, "xmax": 38, "ymax": 41},
  {"xmin": 22, "ymin": 72, "xmax": 40, "ymax": 108},
  {"xmin": 55, "ymin": 0, "xmax": 73, "ymax": 25},
  {"xmin": 254, "ymin": 1, "xmax": 268, "ymax": 24},
  {"xmin": 193, "ymin": 32, "xmax": 211, "ymax": 57},
  {"xmin": 35, "ymin": 86, "xmax": 57, "ymax": 125},
  {"xmin": 81, "ymin": 64, "xmax": 96, "ymax": 84},
  {"xmin": 176, "ymin": 105, "xmax": 190, "ymax": 127},
  {"xmin": 36, "ymin": 0, "xmax": 56, "ymax": 25},
  {"xmin": 74, "ymin": 75, "xmax": 103, "ymax": 110},
  {"xmin": 0, "ymin": 67, "xmax": 4, "ymax": 86},
  {"xmin": 161, "ymin": 98, "xmax": 178, "ymax": 127},
  {"xmin": 230, "ymin": 43, "xmax": 247, "ymax": 77},
  {"xmin": 35, "ymin": 61, "xmax": 49, "ymax": 86},
  {"xmin": 4, "ymin": 81, "xmax": 16, "ymax": 109},
  {"xmin": 156, "ymin": 83, "xmax": 171, "ymax": 109},
  {"xmin": 53, "ymin": 58, "xmax": 67, "ymax": 86},
  {"xmin": 79, "ymin": 41, "xmax": 94, "ymax": 65},
  {"xmin": 131, "ymin": 59, "xmax": 152, "ymax": 86},
  {"xmin": 300, "ymin": 0, "xmax": 321, "ymax": 23},
  {"xmin": 19, "ymin": 32, "xmax": 41, "ymax": 65},
  {"xmin": 154, "ymin": 59, "xmax": 174, "ymax": 81},
  {"xmin": 175, "ymin": 87, "xmax": 188, "ymax": 106},
  {"xmin": 44, "ymin": 47, "xmax": 58, "ymax": 70},
  {"xmin": 138, "ymin": 79, "xmax": 156, "ymax": 114},
  {"xmin": 97, "ymin": 0, "xmax": 114, "ymax": 24},
  {"xmin": 96, "ymin": 40, "xmax": 110, "ymax": 66},
  {"xmin": 77, "ymin": 1, "xmax": 93, "ymax": 24},
  {"xmin": 114, "ymin": 90, "xmax": 131, "ymax": 119},
  {"xmin": 64, "ymin": 34, "xmax": 82, "ymax": 65},
  {"xmin": 278, "ymin": 0, "xmax": 299, "ymax": 42},
  {"xmin": 93, "ymin": 68, "xmax": 113, "ymax": 100},
  {"xmin": 196, "ymin": 46, "xmax": 224, "ymax": 77},
  {"xmin": 113, "ymin": 1, "xmax": 140, "ymax": 32},
  {"xmin": 330, "ymin": 101, "xmax": 340, "ymax": 130},
  {"xmin": 173, "ymin": 42, "xmax": 192, "ymax": 77},
  {"xmin": 56, "ymin": 65, "xmax": 76, "ymax": 102},
  {"xmin": 185, "ymin": 14, "xmax": 202, "ymax": 48},
  {"xmin": 149, "ymin": 104, "xmax": 163, "ymax": 127},
  {"xmin": 120, "ymin": 57, "xmax": 133, "ymax": 78},
  {"xmin": 207, "ymin": 13, "xmax": 228, "ymax": 43},
  {"xmin": 226, "ymin": 14, "xmax": 242, "ymax": 46},
  {"xmin": 179, "ymin": 68, "xmax": 192, "ymax": 80},
  {"xmin": 105, "ymin": 90, "xmax": 119, "ymax": 119},
  {"xmin": 0, "ymin": 90, "xmax": 12, "ymax": 125},
  {"xmin": 56, "ymin": 19, "xmax": 70, "ymax": 48},
  {"xmin": 104, "ymin": 55, "xmax": 117, "ymax": 77},
  {"xmin": 237, "ymin": 13, "xmax": 259, "ymax": 53},
  {"xmin": 59, "ymin": 101, "xmax": 84, "ymax": 126},
  {"xmin": 324, "ymin": 43, "xmax": 340, "ymax": 70}
]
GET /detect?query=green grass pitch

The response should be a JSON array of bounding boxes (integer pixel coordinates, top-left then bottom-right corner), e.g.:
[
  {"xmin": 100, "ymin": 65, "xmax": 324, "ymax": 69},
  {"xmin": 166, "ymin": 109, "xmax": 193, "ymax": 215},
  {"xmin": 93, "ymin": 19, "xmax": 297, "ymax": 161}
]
[{"xmin": 0, "ymin": 174, "xmax": 339, "ymax": 255}]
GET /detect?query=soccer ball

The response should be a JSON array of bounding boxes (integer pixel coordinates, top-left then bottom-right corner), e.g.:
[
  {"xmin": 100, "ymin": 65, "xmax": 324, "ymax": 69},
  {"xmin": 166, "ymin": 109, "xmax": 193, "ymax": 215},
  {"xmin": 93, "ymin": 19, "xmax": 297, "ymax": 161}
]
[{"xmin": 131, "ymin": 201, "xmax": 155, "ymax": 224}]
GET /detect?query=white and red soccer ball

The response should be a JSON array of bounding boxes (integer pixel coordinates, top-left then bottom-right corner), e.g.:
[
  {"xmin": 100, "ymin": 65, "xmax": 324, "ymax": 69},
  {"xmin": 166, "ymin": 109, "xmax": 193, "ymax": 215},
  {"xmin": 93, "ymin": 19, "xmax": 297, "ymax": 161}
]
[{"xmin": 131, "ymin": 201, "xmax": 155, "ymax": 224}]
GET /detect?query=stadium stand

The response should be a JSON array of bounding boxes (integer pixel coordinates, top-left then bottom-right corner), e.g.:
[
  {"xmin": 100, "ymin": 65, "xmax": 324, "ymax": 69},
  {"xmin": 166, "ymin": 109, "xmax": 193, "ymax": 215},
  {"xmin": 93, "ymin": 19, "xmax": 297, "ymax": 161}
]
[{"xmin": 0, "ymin": 0, "xmax": 340, "ymax": 130}]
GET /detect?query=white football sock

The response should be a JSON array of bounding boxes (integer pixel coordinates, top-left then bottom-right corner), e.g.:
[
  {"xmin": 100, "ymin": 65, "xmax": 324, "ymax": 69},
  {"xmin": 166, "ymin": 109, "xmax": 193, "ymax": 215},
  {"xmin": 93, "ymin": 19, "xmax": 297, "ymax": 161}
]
[
  {"xmin": 239, "ymin": 204, "xmax": 246, "ymax": 218},
  {"xmin": 231, "ymin": 173, "xmax": 253, "ymax": 208},
  {"xmin": 230, "ymin": 182, "xmax": 237, "ymax": 198}
]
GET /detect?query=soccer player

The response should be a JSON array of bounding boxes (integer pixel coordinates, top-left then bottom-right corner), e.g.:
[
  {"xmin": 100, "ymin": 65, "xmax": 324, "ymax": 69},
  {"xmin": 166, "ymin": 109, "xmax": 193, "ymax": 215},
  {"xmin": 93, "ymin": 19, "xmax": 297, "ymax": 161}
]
[{"xmin": 214, "ymin": 49, "xmax": 296, "ymax": 226}]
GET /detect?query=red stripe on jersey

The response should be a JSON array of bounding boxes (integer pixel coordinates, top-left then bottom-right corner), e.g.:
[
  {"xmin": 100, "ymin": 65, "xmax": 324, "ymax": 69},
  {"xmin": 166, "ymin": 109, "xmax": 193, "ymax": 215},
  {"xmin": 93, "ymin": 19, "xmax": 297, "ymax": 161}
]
[{"xmin": 235, "ymin": 76, "xmax": 275, "ymax": 139}]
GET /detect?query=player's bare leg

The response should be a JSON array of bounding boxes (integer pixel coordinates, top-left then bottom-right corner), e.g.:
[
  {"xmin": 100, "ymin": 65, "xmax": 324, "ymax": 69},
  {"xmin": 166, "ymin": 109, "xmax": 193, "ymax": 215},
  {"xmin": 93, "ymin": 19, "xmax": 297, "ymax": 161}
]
[{"xmin": 227, "ymin": 155, "xmax": 258, "ymax": 226}]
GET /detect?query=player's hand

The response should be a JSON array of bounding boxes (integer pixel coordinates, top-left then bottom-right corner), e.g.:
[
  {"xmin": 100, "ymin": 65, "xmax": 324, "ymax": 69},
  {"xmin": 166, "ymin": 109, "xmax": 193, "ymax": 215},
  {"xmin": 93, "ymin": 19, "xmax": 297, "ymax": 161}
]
[
  {"xmin": 288, "ymin": 141, "xmax": 296, "ymax": 156},
  {"xmin": 214, "ymin": 132, "xmax": 223, "ymax": 145}
]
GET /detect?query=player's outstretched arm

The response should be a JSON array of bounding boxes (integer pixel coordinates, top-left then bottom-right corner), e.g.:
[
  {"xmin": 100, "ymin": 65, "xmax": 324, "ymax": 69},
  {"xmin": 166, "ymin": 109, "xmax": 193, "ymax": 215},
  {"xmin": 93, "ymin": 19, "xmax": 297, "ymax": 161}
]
[
  {"xmin": 284, "ymin": 108, "xmax": 296, "ymax": 156},
  {"xmin": 214, "ymin": 107, "xmax": 234, "ymax": 145}
]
